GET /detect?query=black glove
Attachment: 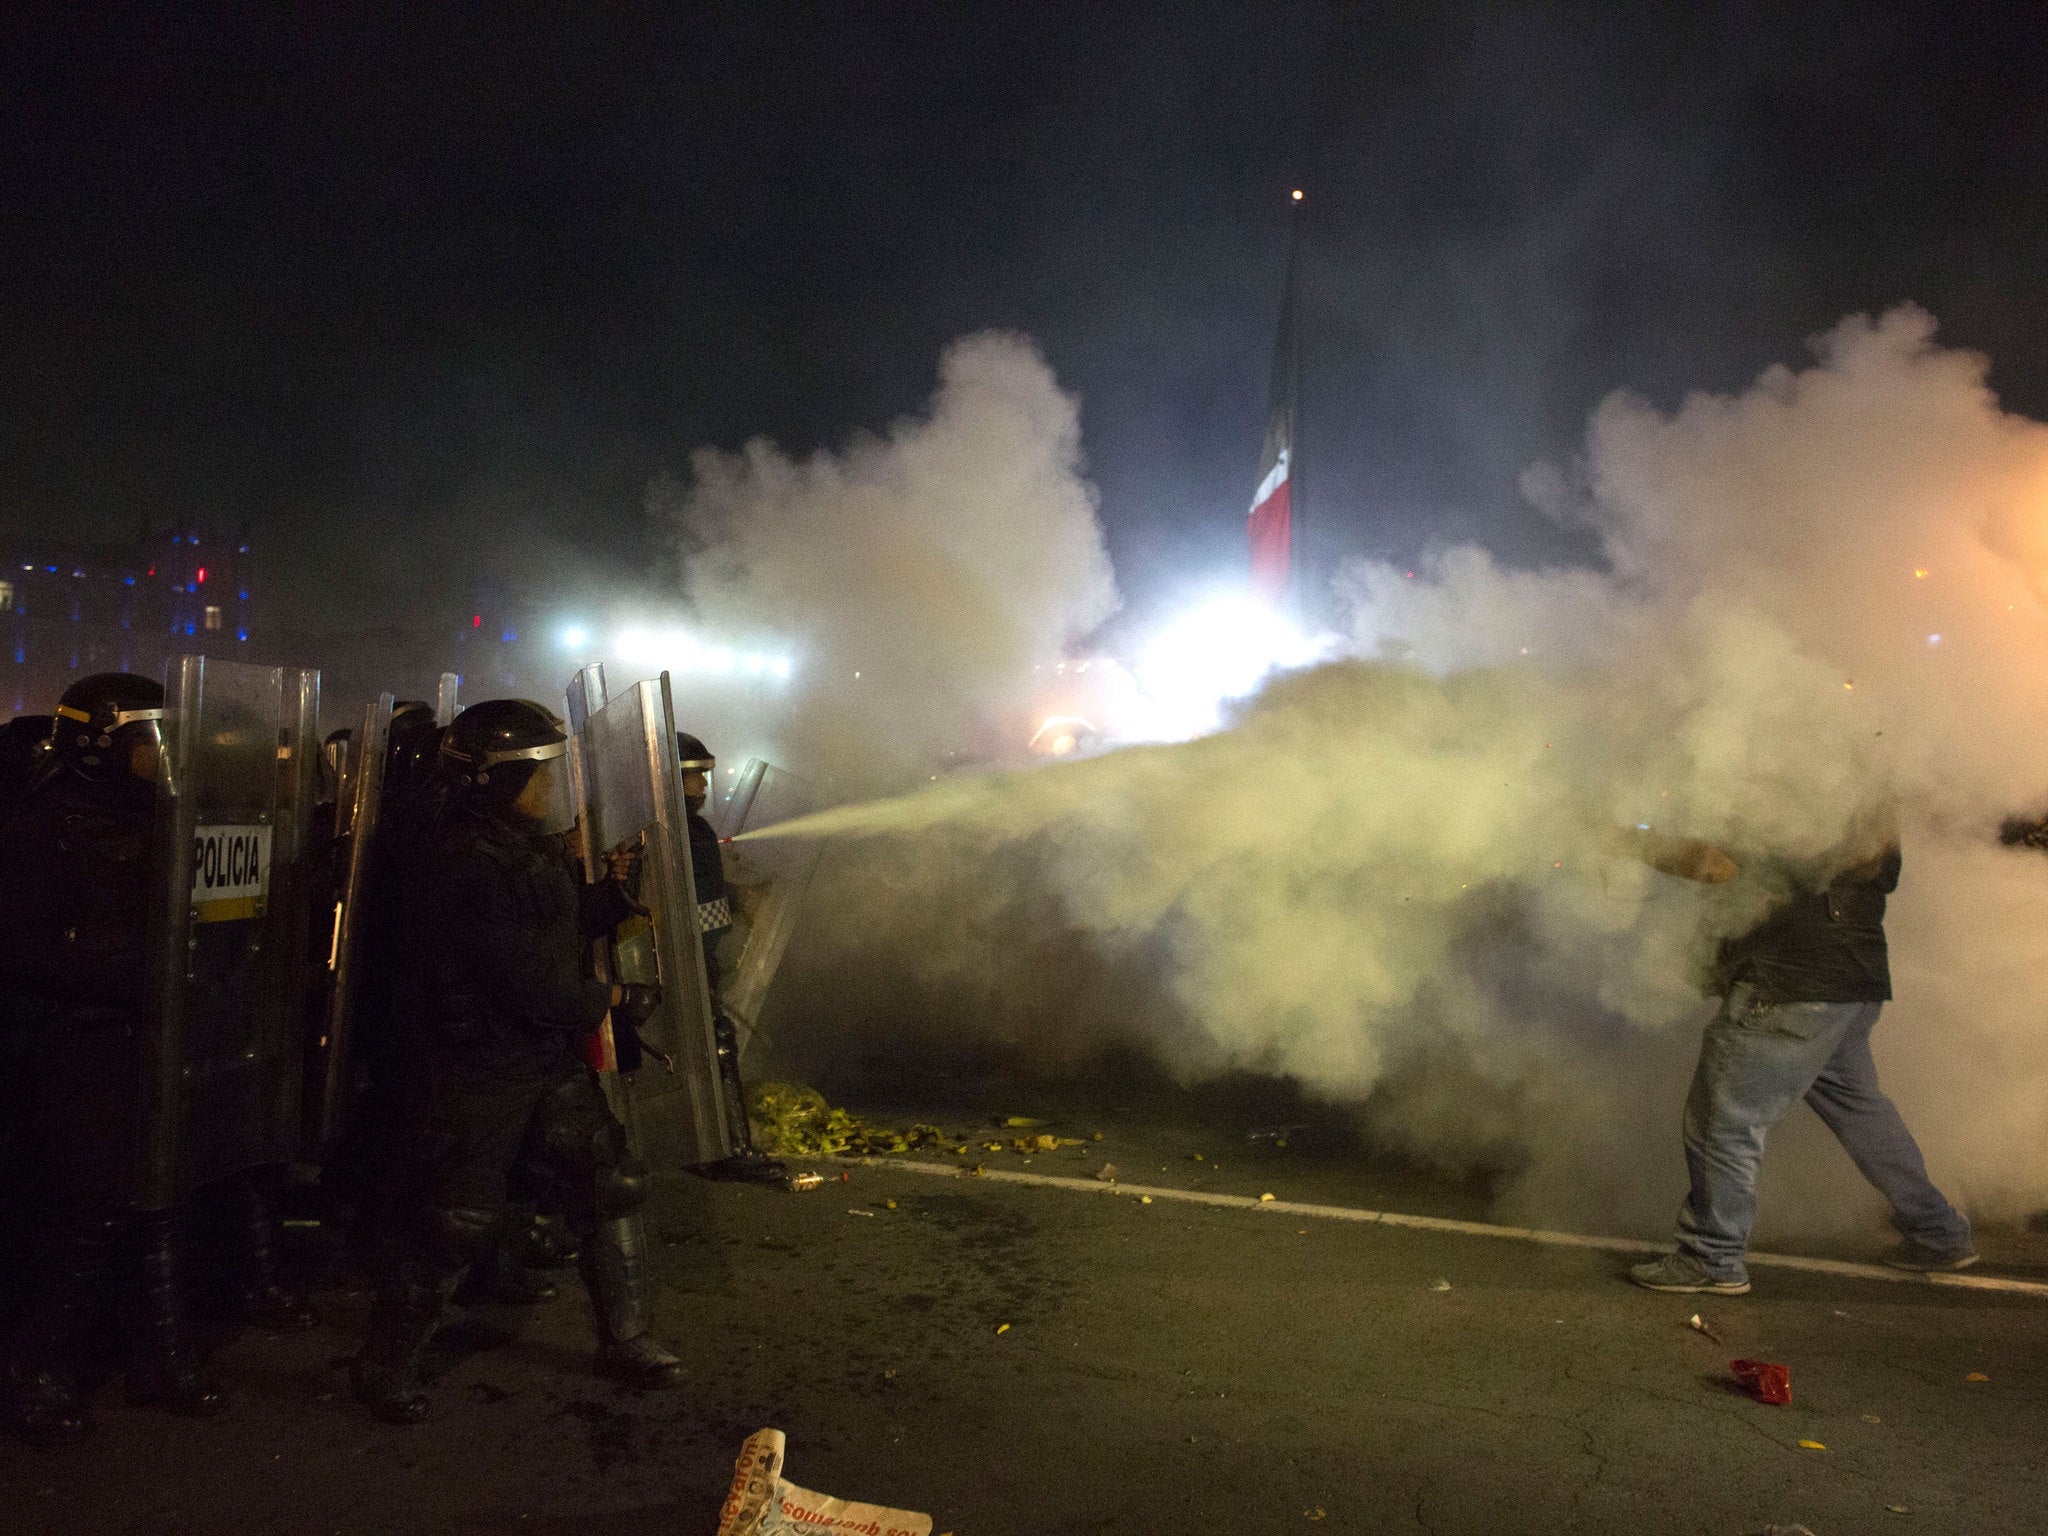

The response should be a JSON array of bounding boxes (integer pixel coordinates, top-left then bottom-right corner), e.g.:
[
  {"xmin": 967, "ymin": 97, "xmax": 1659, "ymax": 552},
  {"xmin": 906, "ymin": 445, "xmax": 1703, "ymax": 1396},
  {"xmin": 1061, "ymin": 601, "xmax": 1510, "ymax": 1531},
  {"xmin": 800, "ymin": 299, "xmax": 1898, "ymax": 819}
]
[{"xmin": 613, "ymin": 983, "xmax": 662, "ymax": 1029}]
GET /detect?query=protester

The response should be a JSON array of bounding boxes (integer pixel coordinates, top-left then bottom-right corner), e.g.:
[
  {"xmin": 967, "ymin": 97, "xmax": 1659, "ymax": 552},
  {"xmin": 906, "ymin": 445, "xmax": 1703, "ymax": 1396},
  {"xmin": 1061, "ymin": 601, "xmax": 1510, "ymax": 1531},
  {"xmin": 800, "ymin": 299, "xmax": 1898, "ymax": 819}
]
[{"xmin": 1621, "ymin": 818, "xmax": 1975, "ymax": 1293}]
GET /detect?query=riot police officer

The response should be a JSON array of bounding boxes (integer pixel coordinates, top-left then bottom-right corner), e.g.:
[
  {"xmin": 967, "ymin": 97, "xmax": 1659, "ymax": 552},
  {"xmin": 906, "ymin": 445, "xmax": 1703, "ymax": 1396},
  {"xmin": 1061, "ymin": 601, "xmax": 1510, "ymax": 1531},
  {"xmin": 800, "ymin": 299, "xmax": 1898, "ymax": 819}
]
[
  {"xmin": 675, "ymin": 732, "xmax": 786, "ymax": 1183},
  {"xmin": 351, "ymin": 699, "xmax": 684, "ymax": 1424},
  {"xmin": 0, "ymin": 674, "xmax": 223, "ymax": 1444}
]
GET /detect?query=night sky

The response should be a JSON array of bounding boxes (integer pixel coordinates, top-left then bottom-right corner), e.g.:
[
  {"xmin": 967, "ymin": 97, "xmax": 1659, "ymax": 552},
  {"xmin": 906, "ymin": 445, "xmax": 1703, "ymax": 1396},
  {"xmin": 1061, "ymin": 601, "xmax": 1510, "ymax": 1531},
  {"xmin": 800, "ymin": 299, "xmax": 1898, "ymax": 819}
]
[{"xmin": 5, "ymin": 3, "xmax": 2046, "ymax": 639}]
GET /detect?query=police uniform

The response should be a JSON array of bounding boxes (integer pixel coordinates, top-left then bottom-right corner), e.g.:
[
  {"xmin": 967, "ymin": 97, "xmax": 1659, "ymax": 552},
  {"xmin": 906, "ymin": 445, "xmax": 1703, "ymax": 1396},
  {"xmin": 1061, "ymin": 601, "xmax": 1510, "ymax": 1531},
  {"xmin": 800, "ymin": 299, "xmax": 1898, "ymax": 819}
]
[
  {"xmin": 0, "ymin": 676, "xmax": 221, "ymax": 1444},
  {"xmin": 351, "ymin": 699, "xmax": 682, "ymax": 1425}
]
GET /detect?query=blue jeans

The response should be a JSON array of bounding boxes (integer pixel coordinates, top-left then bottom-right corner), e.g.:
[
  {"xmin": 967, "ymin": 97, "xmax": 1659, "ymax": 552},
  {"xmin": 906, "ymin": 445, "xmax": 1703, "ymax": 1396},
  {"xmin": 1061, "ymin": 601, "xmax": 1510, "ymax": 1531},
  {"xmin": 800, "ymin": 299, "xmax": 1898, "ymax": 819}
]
[{"xmin": 1676, "ymin": 987, "xmax": 1971, "ymax": 1281}]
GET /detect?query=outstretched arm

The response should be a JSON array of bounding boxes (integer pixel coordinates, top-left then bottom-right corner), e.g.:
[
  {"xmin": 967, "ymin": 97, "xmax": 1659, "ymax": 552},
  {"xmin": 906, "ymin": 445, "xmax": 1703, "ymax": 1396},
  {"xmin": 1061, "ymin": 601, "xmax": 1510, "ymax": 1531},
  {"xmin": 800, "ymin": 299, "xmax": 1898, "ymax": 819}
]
[{"xmin": 1613, "ymin": 827, "xmax": 1740, "ymax": 884}]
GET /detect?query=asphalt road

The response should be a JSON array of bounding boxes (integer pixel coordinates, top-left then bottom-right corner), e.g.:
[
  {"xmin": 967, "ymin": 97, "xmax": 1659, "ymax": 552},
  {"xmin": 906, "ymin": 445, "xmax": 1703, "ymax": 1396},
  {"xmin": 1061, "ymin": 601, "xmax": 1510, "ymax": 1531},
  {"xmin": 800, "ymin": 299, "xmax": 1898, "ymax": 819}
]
[{"xmin": 6, "ymin": 1111, "xmax": 2045, "ymax": 1536}]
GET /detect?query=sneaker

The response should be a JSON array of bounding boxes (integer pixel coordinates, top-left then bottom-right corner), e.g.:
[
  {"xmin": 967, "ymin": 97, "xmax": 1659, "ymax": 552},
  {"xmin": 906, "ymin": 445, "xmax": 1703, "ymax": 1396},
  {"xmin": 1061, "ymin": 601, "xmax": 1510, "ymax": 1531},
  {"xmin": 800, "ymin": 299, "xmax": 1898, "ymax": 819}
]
[
  {"xmin": 1883, "ymin": 1239, "xmax": 1980, "ymax": 1273},
  {"xmin": 1628, "ymin": 1252, "xmax": 1751, "ymax": 1294}
]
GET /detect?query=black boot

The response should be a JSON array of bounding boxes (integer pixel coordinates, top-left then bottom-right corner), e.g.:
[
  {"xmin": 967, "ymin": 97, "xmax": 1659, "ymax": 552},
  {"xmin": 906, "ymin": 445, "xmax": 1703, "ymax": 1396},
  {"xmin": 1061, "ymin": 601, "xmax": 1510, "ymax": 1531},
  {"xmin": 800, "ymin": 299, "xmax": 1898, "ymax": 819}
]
[
  {"xmin": 2, "ymin": 1361, "xmax": 93, "ymax": 1447},
  {"xmin": 350, "ymin": 1266, "xmax": 454, "ymax": 1425},
  {"xmin": 580, "ymin": 1214, "xmax": 685, "ymax": 1389},
  {"xmin": 4, "ymin": 1215, "xmax": 118, "ymax": 1445},
  {"xmin": 454, "ymin": 1211, "xmax": 560, "ymax": 1305},
  {"xmin": 233, "ymin": 1176, "xmax": 317, "ymax": 1333},
  {"xmin": 125, "ymin": 1214, "xmax": 226, "ymax": 1418}
]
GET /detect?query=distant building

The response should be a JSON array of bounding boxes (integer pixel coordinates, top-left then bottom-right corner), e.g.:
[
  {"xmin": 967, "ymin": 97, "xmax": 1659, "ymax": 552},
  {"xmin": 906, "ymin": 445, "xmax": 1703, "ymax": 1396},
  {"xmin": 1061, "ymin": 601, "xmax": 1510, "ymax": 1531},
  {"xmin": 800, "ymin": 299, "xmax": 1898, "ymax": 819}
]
[{"xmin": 3, "ymin": 522, "xmax": 255, "ymax": 714}]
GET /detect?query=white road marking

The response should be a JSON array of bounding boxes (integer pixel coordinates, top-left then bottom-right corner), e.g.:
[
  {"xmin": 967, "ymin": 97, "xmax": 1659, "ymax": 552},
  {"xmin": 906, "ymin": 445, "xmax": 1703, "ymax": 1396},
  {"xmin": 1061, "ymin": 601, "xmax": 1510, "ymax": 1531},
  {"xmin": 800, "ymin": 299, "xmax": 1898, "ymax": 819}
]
[{"xmin": 836, "ymin": 1157, "xmax": 2048, "ymax": 1298}]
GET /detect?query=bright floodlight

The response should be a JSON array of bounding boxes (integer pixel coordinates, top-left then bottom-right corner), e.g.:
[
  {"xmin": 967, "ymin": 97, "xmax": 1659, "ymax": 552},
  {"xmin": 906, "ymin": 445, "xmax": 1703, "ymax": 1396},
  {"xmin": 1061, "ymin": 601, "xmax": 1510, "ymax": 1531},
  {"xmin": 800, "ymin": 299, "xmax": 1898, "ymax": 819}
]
[
  {"xmin": 1130, "ymin": 594, "xmax": 1332, "ymax": 741},
  {"xmin": 560, "ymin": 623, "xmax": 589, "ymax": 650}
]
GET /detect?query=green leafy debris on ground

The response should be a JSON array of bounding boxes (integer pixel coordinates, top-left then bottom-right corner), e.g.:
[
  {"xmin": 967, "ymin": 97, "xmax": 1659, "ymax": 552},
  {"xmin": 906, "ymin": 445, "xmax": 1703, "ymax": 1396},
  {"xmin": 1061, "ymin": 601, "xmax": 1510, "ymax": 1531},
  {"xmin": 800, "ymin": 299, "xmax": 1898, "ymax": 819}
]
[{"xmin": 745, "ymin": 1080, "xmax": 947, "ymax": 1157}]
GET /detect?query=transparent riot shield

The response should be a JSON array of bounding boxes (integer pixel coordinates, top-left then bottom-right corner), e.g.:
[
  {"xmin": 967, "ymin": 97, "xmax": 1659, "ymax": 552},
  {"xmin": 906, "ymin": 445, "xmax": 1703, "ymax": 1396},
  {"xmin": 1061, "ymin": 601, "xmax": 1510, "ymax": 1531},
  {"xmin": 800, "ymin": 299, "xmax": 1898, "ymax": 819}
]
[
  {"xmin": 713, "ymin": 761, "xmax": 825, "ymax": 1065},
  {"xmin": 434, "ymin": 672, "xmax": 461, "ymax": 728},
  {"xmin": 565, "ymin": 665, "xmax": 621, "ymax": 1077},
  {"xmin": 139, "ymin": 656, "xmax": 323, "ymax": 1210},
  {"xmin": 308, "ymin": 693, "xmax": 394, "ymax": 1150},
  {"xmin": 576, "ymin": 670, "xmax": 731, "ymax": 1167}
]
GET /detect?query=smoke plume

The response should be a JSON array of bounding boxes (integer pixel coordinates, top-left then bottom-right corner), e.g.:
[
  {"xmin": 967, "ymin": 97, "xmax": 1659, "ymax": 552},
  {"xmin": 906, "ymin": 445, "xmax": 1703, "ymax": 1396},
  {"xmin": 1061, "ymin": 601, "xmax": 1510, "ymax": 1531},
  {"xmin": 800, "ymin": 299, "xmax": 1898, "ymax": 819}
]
[
  {"xmin": 660, "ymin": 332, "xmax": 1119, "ymax": 797},
  {"xmin": 755, "ymin": 306, "xmax": 2048, "ymax": 1245}
]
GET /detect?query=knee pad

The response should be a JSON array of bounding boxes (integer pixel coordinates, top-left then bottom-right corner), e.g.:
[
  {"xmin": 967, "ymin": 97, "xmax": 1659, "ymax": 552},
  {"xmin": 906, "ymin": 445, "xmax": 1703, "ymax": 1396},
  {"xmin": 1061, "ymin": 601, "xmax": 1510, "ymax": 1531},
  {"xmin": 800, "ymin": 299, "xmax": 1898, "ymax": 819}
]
[
  {"xmin": 420, "ymin": 1205, "xmax": 498, "ymax": 1270},
  {"xmin": 594, "ymin": 1158, "xmax": 649, "ymax": 1218}
]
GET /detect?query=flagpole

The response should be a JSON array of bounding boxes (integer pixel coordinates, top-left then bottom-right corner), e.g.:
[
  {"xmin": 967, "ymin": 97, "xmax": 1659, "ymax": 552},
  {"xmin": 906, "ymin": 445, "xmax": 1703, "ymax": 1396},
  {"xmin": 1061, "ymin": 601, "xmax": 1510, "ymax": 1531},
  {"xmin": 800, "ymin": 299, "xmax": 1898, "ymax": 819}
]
[{"xmin": 1286, "ymin": 189, "xmax": 1305, "ymax": 620}]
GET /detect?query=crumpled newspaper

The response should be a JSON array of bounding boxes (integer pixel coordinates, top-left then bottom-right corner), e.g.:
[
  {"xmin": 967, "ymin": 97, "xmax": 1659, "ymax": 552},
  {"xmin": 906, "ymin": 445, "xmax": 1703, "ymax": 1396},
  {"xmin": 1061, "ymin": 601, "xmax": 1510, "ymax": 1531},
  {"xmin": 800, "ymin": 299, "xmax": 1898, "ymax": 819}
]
[
  {"xmin": 718, "ymin": 1427, "xmax": 932, "ymax": 1536},
  {"xmin": 746, "ymin": 1081, "xmax": 945, "ymax": 1157}
]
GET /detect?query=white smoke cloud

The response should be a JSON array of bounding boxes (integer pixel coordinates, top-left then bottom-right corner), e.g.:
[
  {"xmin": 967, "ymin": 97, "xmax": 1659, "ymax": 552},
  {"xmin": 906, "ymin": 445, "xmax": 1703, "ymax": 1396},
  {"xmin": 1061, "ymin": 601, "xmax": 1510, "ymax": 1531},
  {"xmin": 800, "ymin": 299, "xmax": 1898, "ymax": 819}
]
[
  {"xmin": 756, "ymin": 305, "xmax": 2048, "ymax": 1243},
  {"xmin": 659, "ymin": 332, "xmax": 1119, "ymax": 796}
]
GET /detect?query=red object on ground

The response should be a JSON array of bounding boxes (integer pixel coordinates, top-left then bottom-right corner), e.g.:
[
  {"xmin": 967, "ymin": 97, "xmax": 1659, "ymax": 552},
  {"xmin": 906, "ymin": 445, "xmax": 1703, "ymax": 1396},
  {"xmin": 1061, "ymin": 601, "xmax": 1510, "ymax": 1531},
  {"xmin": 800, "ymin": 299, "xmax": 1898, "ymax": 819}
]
[{"xmin": 1731, "ymin": 1359, "xmax": 1792, "ymax": 1405}]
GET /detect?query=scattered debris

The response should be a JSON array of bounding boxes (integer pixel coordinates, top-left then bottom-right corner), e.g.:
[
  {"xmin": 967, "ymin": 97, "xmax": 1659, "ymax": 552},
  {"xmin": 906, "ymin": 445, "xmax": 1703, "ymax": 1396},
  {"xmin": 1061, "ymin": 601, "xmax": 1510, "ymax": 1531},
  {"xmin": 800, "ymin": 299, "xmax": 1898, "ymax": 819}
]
[
  {"xmin": 1012, "ymin": 1132, "xmax": 1085, "ymax": 1153},
  {"xmin": 1886, "ymin": 1505, "xmax": 1910, "ymax": 1513},
  {"xmin": 885, "ymin": 1200, "xmax": 898, "ymax": 1210},
  {"xmin": 1139, "ymin": 1195, "xmax": 1153, "ymax": 1204},
  {"xmin": 786, "ymin": 1172, "xmax": 825, "ymax": 1193},
  {"xmin": 848, "ymin": 1209, "xmax": 875, "ymax": 1218},
  {"xmin": 1304, "ymin": 1510, "xmax": 1326, "ymax": 1521},
  {"xmin": 995, "ymin": 1323, "xmax": 1011, "ymax": 1335},
  {"xmin": 1863, "ymin": 1414, "xmax": 1882, "ymax": 1424},
  {"xmin": 1003, "ymin": 1116, "xmax": 1048, "ymax": 1128},
  {"xmin": 1429, "ymin": 1278, "xmax": 1452, "ymax": 1292},
  {"xmin": 1095, "ymin": 1164, "xmax": 1119, "ymax": 1182},
  {"xmin": 1091, "ymin": 1130, "xmax": 1104, "ymax": 1141},
  {"xmin": 1797, "ymin": 1439, "xmax": 1826, "ymax": 1450},
  {"xmin": 746, "ymin": 1081, "xmax": 945, "ymax": 1157},
  {"xmin": 1189, "ymin": 1152, "xmax": 1204, "ymax": 1162},
  {"xmin": 1687, "ymin": 1313, "xmax": 1725, "ymax": 1344},
  {"xmin": 1966, "ymin": 1372, "xmax": 1990, "ymax": 1382},
  {"xmin": 1259, "ymin": 1192, "xmax": 1276, "ymax": 1202},
  {"xmin": 718, "ymin": 1427, "xmax": 932, "ymax": 1536},
  {"xmin": 1731, "ymin": 1359, "xmax": 1793, "ymax": 1405},
  {"xmin": 1247, "ymin": 1124, "xmax": 1306, "ymax": 1143}
]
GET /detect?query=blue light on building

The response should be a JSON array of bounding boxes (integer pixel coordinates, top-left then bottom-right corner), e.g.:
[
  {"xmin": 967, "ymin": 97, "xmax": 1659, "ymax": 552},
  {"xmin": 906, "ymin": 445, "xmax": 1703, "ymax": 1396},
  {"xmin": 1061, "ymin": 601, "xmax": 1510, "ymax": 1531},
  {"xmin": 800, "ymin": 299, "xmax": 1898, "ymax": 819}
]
[{"xmin": 501, "ymin": 629, "xmax": 517, "ymax": 643}]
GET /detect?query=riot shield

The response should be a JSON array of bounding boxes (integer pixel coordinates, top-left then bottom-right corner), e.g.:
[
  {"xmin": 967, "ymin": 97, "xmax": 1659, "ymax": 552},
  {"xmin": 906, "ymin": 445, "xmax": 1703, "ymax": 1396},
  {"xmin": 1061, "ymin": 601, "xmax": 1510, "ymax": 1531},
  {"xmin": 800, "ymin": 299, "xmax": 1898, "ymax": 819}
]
[
  {"xmin": 713, "ymin": 761, "xmax": 825, "ymax": 1065},
  {"xmin": 575, "ymin": 669, "xmax": 731, "ymax": 1167},
  {"xmin": 434, "ymin": 671, "xmax": 461, "ymax": 728},
  {"xmin": 309, "ymin": 693, "xmax": 394, "ymax": 1149},
  {"xmin": 139, "ymin": 656, "xmax": 323, "ymax": 1210},
  {"xmin": 565, "ymin": 665, "xmax": 621, "ymax": 1076}
]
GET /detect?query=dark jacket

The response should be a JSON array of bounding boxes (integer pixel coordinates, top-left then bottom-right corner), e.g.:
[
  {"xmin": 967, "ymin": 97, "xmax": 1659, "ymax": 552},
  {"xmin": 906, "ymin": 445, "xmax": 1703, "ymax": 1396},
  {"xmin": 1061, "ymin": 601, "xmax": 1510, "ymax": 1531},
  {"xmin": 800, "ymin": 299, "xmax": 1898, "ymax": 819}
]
[
  {"xmin": 405, "ymin": 805, "xmax": 635, "ymax": 1082},
  {"xmin": 0, "ymin": 771, "xmax": 156, "ymax": 1016},
  {"xmin": 1714, "ymin": 845, "xmax": 1900, "ymax": 1004}
]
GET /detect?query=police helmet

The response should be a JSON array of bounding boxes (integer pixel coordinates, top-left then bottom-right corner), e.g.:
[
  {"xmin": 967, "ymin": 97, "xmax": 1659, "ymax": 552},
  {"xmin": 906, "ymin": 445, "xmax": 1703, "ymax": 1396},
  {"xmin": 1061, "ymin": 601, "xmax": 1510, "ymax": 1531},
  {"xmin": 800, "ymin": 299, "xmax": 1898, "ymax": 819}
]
[
  {"xmin": 52, "ymin": 673, "xmax": 166, "ymax": 782},
  {"xmin": 442, "ymin": 699, "xmax": 573, "ymax": 828},
  {"xmin": 675, "ymin": 731, "xmax": 714, "ymax": 805},
  {"xmin": 385, "ymin": 700, "xmax": 440, "ymax": 796}
]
